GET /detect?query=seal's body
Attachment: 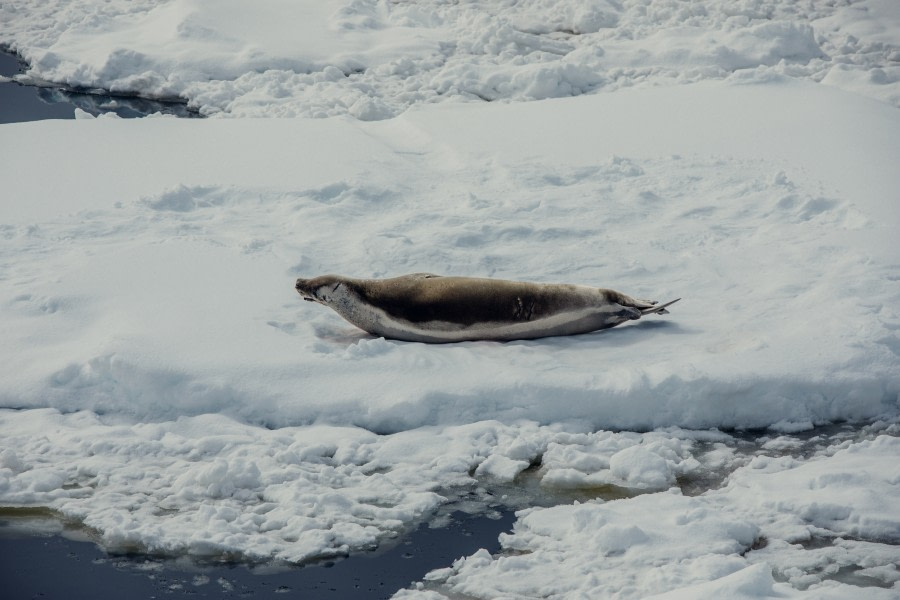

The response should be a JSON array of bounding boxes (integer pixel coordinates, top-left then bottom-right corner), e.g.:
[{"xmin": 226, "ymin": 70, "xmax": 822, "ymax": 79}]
[{"xmin": 295, "ymin": 273, "xmax": 677, "ymax": 343}]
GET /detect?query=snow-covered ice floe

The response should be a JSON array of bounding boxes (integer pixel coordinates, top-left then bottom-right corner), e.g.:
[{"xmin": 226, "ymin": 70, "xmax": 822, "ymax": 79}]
[
  {"xmin": 2, "ymin": 1, "xmax": 899, "ymax": 599},
  {"xmin": 396, "ymin": 427, "xmax": 900, "ymax": 599},
  {"xmin": 1, "ymin": 0, "xmax": 899, "ymax": 117}
]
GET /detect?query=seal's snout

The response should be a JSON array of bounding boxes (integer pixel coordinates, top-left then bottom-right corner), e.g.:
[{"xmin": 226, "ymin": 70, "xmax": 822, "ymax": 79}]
[{"xmin": 295, "ymin": 278, "xmax": 317, "ymax": 302}]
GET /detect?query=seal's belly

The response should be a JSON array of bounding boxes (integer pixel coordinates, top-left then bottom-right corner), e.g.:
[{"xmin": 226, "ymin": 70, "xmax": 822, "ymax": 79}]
[{"xmin": 361, "ymin": 304, "xmax": 626, "ymax": 342}]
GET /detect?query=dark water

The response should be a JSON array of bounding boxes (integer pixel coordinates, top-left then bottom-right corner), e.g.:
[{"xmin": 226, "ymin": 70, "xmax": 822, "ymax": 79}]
[
  {"xmin": 0, "ymin": 509, "xmax": 514, "ymax": 600},
  {"xmin": 0, "ymin": 49, "xmax": 199, "ymax": 122}
]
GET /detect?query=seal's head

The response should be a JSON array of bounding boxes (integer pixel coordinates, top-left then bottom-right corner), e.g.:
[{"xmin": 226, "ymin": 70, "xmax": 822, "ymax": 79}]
[{"xmin": 295, "ymin": 275, "xmax": 346, "ymax": 305}]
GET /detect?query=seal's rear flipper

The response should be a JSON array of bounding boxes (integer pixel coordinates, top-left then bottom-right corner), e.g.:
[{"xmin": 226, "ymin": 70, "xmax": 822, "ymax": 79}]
[{"xmin": 641, "ymin": 298, "xmax": 680, "ymax": 316}]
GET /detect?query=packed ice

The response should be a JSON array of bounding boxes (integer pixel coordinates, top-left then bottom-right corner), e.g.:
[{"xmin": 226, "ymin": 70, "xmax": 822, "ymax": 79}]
[
  {"xmin": 3, "ymin": 0, "xmax": 900, "ymax": 118},
  {"xmin": 1, "ymin": 1, "xmax": 898, "ymax": 598}
]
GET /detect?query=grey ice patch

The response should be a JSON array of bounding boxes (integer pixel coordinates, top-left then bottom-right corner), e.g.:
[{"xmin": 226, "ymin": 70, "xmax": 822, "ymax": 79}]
[{"xmin": 141, "ymin": 185, "xmax": 225, "ymax": 212}]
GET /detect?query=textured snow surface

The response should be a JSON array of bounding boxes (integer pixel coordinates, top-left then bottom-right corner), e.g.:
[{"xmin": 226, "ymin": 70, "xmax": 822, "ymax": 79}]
[
  {"xmin": 2, "ymin": 83, "xmax": 898, "ymax": 431},
  {"xmin": 1, "ymin": 1, "xmax": 899, "ymax": 598},
  {"xmin": 2, "ymin": 0, "xmax": 899, "ymax": 117}
]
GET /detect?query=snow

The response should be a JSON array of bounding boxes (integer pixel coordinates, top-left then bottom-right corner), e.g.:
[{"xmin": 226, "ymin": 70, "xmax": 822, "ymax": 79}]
[
  {"xmin": 3, "ymin": 82, "xmax": 898, "ymax": 431},
  {"xmin": 2, "ymin": 1, "xmax": 900, "ymax": 598},
  {"xmin": 2, "ymin": 0, "xmax": 900, "ymax": 117},
  {"xmin": 399, "ymin": 432, "xmax": 900, "ymax": 599}
]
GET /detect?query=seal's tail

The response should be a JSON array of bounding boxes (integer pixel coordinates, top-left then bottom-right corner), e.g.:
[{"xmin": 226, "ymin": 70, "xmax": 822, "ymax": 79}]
[{"xmin": 640, "ymin": 298, "xmax": 681, "ymax": 316}]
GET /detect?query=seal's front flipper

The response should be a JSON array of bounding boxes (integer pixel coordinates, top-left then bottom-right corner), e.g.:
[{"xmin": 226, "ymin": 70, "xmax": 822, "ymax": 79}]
[{"xmin": 641, "ymin": 298, "xmax": 681, "ymax": 316}]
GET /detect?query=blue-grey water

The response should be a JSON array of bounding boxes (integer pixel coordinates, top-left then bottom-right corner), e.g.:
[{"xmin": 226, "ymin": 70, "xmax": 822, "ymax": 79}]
[{"xmin": 0, "ymin": 508, "xmax": 514, "ymax": 600}]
